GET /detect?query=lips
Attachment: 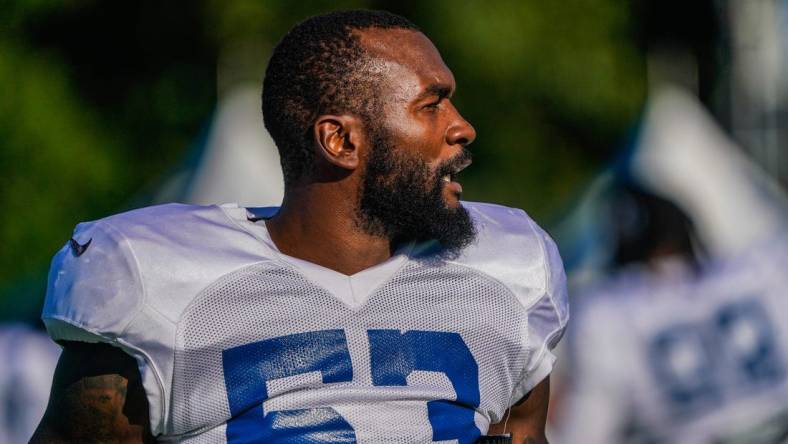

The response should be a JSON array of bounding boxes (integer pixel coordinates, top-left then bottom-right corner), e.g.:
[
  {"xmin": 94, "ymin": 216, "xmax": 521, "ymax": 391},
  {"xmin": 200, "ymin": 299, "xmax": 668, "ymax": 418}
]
[
  {"xmin": 439, "ymin": 151, "xmax": 472, "ymax": 185},
  {"xmin": 437, "ymin": 151, "xmax": 472, "ymax": 200}
]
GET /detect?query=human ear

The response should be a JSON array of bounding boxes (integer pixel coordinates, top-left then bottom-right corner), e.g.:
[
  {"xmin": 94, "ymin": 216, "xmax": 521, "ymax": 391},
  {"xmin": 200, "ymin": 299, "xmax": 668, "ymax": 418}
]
[{"xmin": 313, "ymin": 114, "xmax": 362, "ymax": 170}]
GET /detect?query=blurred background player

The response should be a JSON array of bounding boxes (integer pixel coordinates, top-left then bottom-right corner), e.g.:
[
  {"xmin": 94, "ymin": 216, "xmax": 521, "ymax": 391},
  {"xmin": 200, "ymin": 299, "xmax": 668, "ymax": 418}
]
[
  {"xmin": 557, "ymin": 181, "xmax": 788, "ymax": 443},
  {"xmin": 550, "ymin": 82, "xmax": 788, "ymax": 442},
  {"xmin": 548, "ymin": 4, "xmax": 788, "ymax": 439}
]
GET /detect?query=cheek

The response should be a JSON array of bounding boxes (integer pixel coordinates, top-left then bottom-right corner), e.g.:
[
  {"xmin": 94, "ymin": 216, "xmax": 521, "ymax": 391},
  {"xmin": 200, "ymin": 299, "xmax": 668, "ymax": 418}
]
[{"xmin": 384, "ymin": 112, "xmax": 445, "ymax": 161}]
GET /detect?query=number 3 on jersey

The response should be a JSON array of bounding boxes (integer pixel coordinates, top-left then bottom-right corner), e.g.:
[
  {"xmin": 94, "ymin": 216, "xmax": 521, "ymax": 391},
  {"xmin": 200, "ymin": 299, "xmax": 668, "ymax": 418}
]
[{"xmin": 222, "ymin": 329, "xmax": 481, "ymax": 443}]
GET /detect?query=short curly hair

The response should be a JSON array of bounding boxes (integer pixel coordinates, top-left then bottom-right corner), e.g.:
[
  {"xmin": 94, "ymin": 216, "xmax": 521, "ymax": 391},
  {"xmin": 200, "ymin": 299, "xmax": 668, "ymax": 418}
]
[{"xmin": 262, "ymin": 10, "xmax": 420, "ymax": 186}]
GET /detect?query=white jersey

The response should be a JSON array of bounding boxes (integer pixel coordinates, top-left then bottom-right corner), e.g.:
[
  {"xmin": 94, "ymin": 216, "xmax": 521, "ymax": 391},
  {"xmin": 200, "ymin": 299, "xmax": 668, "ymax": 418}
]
[
  {"xmin": 0, "ymin": 324, "xmax": 61, "ymax": 444},
  {"xmin": 560, "ymin": 239, "xmax": 788, "ymax": 444},
  {"xmin": 42, "ymin": 201, "xmax": 568, "ymax": 443}
]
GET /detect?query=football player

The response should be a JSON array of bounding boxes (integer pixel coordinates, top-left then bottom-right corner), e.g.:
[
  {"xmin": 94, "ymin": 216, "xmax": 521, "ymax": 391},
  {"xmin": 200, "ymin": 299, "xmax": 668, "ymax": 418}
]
[
  {"xmin": 558, "ymin": 185, "xmax": 788, "ymax": 443},
  {"xmin": 32, "ymin": 10, "xmax": 567, "ymax": 443}
]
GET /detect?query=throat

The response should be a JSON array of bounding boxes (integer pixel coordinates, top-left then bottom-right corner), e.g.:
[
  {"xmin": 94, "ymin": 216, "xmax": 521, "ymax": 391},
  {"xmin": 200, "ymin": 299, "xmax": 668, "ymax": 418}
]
[
  {"xmin": 284, "ymin": 241, "xmax": 394, "ymax": 276},
  {"xmin": 265, "ymin": 215, "xmax": 395, "ymax": 276}
]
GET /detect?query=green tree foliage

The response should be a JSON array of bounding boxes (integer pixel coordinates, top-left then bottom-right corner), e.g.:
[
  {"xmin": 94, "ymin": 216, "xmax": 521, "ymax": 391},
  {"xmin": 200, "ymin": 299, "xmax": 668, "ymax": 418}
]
[{"xmin": 0, "ymin": 9, "xmax": 131, "ymax": 319}]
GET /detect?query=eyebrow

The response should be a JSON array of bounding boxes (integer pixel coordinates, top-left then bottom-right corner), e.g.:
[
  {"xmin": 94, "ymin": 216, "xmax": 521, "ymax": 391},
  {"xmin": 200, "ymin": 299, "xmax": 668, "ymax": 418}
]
[{"xmin": 417, "ymin": 83, "xmax": 453, "ymax": 101}]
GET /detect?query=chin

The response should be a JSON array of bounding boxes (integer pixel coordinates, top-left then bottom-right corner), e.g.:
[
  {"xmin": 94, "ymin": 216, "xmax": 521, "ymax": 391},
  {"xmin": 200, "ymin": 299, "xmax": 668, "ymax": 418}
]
[
  {"xmin": 442, "ymin": 192, "xmax": 463, "ymax": 209},
  {"xmin": 445, "ymin": 199, "xmax": 462, "ymax": 210}
]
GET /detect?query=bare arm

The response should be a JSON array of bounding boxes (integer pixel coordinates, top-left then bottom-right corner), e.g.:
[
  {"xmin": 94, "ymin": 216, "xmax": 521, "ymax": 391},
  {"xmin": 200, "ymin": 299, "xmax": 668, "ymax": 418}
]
[
  {"xmin": 30, "ymin": 341, "xmax": 153, "ymax": 444},
  {"xmin": 487, "ymin": 377, "xmax": 551, "ymax": 444}
]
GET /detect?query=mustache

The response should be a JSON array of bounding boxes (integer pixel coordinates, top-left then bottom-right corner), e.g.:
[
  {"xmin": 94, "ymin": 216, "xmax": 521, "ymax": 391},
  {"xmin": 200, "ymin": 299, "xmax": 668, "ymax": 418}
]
[{"xmin": 437, "ymin": 147, "xmax": 473, "ymax": 178}]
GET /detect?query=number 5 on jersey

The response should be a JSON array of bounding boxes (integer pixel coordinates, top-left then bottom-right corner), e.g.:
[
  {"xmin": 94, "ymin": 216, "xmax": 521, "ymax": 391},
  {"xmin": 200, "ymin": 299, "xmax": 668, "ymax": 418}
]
[{"xmin": 223, "ymin": 329, "xmax": 481, "ymax": 443}]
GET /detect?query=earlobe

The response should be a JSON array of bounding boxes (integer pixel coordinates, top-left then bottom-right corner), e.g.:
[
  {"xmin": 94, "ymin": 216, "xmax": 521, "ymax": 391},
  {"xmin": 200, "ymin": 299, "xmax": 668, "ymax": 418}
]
[{"xmin": 314, "ymin": 115, "xmax": 361, "ymax": 170}]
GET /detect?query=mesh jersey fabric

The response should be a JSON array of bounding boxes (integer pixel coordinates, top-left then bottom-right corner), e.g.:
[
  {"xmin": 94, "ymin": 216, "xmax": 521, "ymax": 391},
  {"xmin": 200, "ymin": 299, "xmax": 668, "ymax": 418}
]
[
  {"xmin": 42, "ymin": 201, "xmax": 568, "ymax": 442},
  {"xmin": 560, "ymin": 235, "xmax": 788, "ymax": 443}
]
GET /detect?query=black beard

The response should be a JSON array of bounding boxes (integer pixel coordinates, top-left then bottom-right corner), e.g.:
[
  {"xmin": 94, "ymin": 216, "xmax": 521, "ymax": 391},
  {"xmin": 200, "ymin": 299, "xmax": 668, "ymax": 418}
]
[{"xmin": 357, "ymin": 126, "xmax": 476, "ymax": 254}]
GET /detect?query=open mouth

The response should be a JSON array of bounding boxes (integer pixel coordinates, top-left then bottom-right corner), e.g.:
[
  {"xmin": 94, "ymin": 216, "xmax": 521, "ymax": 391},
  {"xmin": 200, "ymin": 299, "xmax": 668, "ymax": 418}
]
[{"xmin": 441, "ymin": 158, "xmax": 472, "ymax": 183}]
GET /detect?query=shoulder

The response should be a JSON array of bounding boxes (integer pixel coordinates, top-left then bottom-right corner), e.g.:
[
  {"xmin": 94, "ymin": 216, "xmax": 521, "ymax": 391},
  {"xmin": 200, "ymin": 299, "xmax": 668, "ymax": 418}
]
[
  {"xmin": 458, "ymin": 201, "xmax": 568, "ymax": 343},
  {"xmin": 462, "ymin": 201, "xmax": 556, "ymax": 265},
  {"xmin": 94, "ymin": 202, "xmax": 242, "ymax": 243},
  {"xmin": 42, "ymin": 203, "xmax": 275, "ymax": 435},
  {"xmin": 454, "ymin": 202, "xmax": 569, "ymax": 397},
  {"xmin": 453, "ymin": 201, "xmax": 567, "ymax": 318},
  {"xmin": 42, "ymin": 202, "xmax": 271, "ymax": 341},
  {"xmin": 56, "ymin": 203, "xmax": 242, "ymax": 259}
]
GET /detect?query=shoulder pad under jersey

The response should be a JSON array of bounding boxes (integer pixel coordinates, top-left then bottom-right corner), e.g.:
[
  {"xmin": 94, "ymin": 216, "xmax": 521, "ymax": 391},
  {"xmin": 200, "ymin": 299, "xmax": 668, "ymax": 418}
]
[
  {"xmin": 454, "ymin": 201, "xmax": 569, "ymax": 397},
  {"xmin": 42, "ymin": 202, "xmax": 272, "ymax": 434}
]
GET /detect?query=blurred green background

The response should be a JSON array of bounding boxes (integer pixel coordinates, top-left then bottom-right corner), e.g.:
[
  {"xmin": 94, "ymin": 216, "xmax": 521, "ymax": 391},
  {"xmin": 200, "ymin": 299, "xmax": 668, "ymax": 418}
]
[{"xmin": 1, "ymin": 0, "xmax": 652, "ymax": 321}]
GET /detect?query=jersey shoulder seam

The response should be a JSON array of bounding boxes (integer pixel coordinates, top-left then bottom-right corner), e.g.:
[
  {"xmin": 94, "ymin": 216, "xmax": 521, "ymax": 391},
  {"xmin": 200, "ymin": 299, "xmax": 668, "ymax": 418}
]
[
  {"xmin": 525, "ymin": 213, "xmax": 552, "ymax": 300},
  {"xmin": 92, "ymin": 219, "xmax": 150, "ymax": 335}
]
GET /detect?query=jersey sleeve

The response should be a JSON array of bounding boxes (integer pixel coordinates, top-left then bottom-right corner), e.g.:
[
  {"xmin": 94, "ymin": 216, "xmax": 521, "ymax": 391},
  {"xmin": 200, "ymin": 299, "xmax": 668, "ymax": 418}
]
[
  {"xmin": 42, "ymin": 220, "xmax": 145, "ymax": 344},
  {"xmin": 509, "ymin": 224, "xmax": 569, "ymax": 404},
  {"xmin": 41, "ymin": 220, "xmax": 174, "ymax": 432}
]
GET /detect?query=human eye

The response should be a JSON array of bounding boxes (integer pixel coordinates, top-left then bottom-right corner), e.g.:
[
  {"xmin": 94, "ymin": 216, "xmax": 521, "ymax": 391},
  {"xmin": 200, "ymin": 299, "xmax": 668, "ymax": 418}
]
[{"xmin": 423, "ymin": 98, "xmax": 443, "ymax": 110}]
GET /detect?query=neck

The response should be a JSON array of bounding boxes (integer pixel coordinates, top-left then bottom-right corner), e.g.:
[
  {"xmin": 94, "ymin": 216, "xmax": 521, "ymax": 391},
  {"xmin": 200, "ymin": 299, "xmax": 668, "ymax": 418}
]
[{"xmin": 265, "ymin": 183, "xmax": 393, "ymax": 275}]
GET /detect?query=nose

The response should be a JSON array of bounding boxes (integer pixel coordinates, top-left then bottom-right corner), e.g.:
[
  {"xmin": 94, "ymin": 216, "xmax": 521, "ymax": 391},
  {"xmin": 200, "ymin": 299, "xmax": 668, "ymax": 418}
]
[{"xmin": 445, "ymin": 103, "xmax": 476, "ymax": 147}]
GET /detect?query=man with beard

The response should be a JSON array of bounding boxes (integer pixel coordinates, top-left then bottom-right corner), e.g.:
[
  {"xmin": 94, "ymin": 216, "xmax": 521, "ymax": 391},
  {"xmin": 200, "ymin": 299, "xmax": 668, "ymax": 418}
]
[{"xmin": 32, "ymin": 10, "xmax": 567, "ymax": 444}]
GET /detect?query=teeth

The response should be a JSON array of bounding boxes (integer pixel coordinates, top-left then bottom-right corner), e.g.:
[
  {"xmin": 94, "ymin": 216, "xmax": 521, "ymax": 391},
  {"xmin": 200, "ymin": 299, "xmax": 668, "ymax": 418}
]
[
  {"xmin": 454, "ymin": 159, "xmax": 472, "ymax": 174},
  {"xmin": 442, "ymin": 175, "xmax": 451, "ymax": 183}
]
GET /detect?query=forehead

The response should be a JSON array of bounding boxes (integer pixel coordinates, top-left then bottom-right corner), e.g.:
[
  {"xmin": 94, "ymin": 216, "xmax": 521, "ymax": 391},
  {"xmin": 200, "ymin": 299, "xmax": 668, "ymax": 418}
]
[{"xmin": 355, "ymin": 28, "xmax": 455, "ymax": 94}]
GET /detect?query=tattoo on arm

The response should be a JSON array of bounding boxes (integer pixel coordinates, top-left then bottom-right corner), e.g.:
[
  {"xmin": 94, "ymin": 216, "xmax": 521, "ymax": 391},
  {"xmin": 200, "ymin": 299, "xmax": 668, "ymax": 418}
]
[
  {"xmin": 54, "ymin": 374, "xmax": 132, "ymax": 441},
  {"xmin": 31, "ymin": 342, "xmax": 153, "ymax": 443}
]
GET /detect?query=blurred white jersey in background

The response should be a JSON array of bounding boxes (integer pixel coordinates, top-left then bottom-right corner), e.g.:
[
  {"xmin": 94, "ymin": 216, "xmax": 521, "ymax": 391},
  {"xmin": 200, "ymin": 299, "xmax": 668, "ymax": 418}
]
[
  {"xmin": 560, "ymin": 235, "xmax": 788, "ymax": 443},
  {"xmin": 0, "ymin": 325, "xmax": 60, "ymax": 444}
]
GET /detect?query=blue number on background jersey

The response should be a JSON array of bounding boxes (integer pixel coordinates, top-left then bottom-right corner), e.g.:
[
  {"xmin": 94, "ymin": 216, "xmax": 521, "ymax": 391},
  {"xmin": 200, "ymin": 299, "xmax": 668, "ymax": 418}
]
[
  {"xmin": 716, "ymin": 300, "xmax": 785, "ymax": 387},
  {"xmin": 649, "ymin": 322, "xmax": 721, "ymax": 415},
  {"xmin": 223, "ymin": 330, "xmax": 356, "ymax": 443},
  {"xmin": 223, "ymin": 329, "xmax": 481, "ymax": 443},
  {"xmin": 648, "ymin": 299, "xmax": 785, "ymax": 419}
]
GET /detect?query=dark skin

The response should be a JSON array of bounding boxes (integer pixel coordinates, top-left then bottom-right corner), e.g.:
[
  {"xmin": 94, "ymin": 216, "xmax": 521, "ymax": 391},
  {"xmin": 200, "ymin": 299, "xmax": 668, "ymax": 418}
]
[
  {"xmin": 32, "ymin": 28, "xmax": 549, "ymax": 443},
  {"xmin": 31, "ymin": 342, "xmax": 153, "ymax": 443},
  {"xmin": 266, "ymin": 28, "xmax": 476, "ymax": 275},
  {"xmin": 488, "ymin": 377, "xmax": 551, "ymax": 443}
]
